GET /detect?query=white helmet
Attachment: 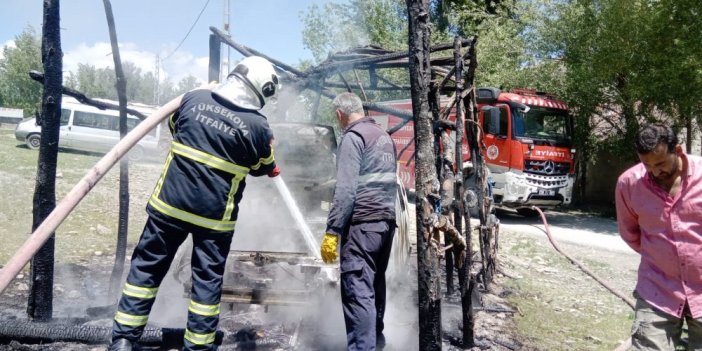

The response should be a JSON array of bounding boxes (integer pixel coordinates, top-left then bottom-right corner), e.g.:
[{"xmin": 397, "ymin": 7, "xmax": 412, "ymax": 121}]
[{"xmin": 213, "ymin": 56, "xmax": 280, "ymax": 110}]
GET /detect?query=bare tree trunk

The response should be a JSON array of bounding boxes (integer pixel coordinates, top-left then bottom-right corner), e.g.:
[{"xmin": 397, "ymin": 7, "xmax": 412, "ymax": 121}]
[
  {"xmin": 431, "ymin": 67, "xmax": 455, "ymax": 296},
  {"xmin": 28, "ymin": 0, "xmax": 62, "ymax": 321},
  {"xmin": 684, "ymin": 115, "xmax": 692, "ymax": 154},
  {"xmin": 407, "ymin": 0, "xmax": 442, "ymax": 349},
  {"xmin": 102, "ymin": 0, "xmax": 130, "ymax": 300},
  {"xmin": 616, "ymin": 73, "xmax": 639, "ymax": 151}
]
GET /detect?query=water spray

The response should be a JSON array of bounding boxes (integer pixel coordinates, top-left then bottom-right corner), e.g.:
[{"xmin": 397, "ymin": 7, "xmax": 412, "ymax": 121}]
[
  {"xmin": 272, "ymin": 176, "xmax": 319, "ymax": 256},
  {"xmin": 272, "ymin": 176, "xmax": 337, "ymax": 282}
]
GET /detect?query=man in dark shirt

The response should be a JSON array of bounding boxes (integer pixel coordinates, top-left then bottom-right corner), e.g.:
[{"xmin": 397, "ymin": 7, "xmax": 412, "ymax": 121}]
[{"xmin": 320, "ymin": 92, "xmax": 398, "ymax": 350}]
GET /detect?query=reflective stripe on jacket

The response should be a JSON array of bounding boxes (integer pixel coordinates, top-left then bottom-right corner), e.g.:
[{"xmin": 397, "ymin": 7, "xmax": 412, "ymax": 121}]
[
  {"xmin": 325, "ymin": 117, "xmax": 397, "ymax": 236},
  {"xmin": 147, "ymin": 89, "xmax": 277, "ymax": 232}
]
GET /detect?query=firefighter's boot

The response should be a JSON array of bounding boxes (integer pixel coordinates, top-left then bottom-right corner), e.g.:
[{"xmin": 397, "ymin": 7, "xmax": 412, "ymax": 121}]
[{"xmin": 108, "ymin": 338, "xmax": 133, "ymax": 351}]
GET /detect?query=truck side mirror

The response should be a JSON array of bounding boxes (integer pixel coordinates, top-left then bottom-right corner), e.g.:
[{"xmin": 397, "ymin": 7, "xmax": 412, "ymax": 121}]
[{"xmin": 483, "ymin": 107, "xmax": 501, "ymax": 135}]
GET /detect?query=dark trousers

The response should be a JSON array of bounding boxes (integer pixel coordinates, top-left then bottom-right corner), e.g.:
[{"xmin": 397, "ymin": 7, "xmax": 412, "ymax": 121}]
[
  {"xmin": 111, "ymin": 216, "xmax": 233, "ymax": 351},
  {"xmin": 340, "ymin": 220, "xmax": 395, "ymax": 351}
]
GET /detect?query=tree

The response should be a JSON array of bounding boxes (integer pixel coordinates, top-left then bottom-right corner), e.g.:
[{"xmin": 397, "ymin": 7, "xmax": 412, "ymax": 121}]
[
  {"xmin": 301, "ymin": 0, "xmax": 408, "ymax": 63},
  {"xmin": 176, "ymin": 75, "xmax": 201, "ymax": 95},
  {"xmin": 0, "ymin": 26, "xmax": 43, "ymax": 115},
  {"xmin": 539, "ymin": 0, "xmax": 702, "ymax": 157},
  {"xmin": 64, "ymin": 62, "xmax": 203, "ymax": 105},
  {"xmin": 301, "ymin": 0, "xmax": 552, "ymax": 90}
]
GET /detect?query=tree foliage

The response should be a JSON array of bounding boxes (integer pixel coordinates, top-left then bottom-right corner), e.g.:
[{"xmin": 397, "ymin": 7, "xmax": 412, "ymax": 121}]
[
  {"xmin": 302, "ymin": 0, "xmax": 700, "ymax": 152},
  {"xmin": 301, "ymin": 0, "xmax": 408, "ymax": 63},
  {"xmin": 301, "ymin": 0, "xmax": 551, "ymax": 90},
  {"xmin": 537, "ymin": 0, "xmax": 702, "ymax": 160},
  {"xmin": 0, "ymin": 27, "xmax": 43, "ymax": 114},
  {"xmin": 0, "ymin": 26, "xmax": 203, "ymax": 114},
  {"xmin": 64, "ymin": 63, "xmax": 200, "ymax": 105}
]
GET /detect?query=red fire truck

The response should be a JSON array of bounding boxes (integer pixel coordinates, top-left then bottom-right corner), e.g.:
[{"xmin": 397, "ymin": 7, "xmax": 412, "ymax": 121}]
[{"xmin": 370, "ymin": 87, "xmax": 575, "ymax": 216}]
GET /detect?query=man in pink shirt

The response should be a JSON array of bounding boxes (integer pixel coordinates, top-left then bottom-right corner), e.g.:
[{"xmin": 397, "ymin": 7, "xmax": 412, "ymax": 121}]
[{"xmin": 616, "ymin": 124, "xmax": 702, "ymax": 350}]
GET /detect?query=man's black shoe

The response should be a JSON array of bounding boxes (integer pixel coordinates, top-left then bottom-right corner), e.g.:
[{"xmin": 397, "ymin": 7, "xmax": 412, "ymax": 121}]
[{"xmin": 108, "ymin": 338, "xmax": 133, "ymax": 351}]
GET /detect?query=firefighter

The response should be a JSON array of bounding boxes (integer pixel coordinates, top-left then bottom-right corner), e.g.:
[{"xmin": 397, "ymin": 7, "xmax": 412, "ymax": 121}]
[
  {"xmin": 108, "ymin": 56, "xmax": 281, "ymax": 351},
  {"xmin": 320, "ymin": 92, "xmax": 397, "ymax": 350}
]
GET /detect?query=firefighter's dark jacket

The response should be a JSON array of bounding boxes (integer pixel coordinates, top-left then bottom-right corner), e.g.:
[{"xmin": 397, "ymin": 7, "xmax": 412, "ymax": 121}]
[
  {"xmin": 147, "ymin": 89, "xmax": 277, "ymax": 232},
  {"xmin": 325, "ymin": 117, "xmax": 397, "ymax": 237}
]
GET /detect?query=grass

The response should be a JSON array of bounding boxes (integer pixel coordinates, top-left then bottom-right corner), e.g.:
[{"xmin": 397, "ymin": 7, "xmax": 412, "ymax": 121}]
[
  {"xmin": 0, "ymin": 127, "xmax": 162, "ymax": 266},
  {"xmin": 501, "ymin": 232, "xmax": 634, "ymax": 350}
]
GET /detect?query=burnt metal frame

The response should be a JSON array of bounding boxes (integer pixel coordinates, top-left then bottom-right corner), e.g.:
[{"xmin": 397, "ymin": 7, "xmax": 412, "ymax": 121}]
[{"xmin": 209, "ymin": 27, "xmax": 500, "ymax": 349}]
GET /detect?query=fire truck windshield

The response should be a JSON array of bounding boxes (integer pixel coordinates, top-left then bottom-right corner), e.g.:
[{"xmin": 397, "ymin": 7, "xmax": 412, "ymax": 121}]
[{"xmin": 512, "ymin": 106, "xmax": 572, "ymax": 146}]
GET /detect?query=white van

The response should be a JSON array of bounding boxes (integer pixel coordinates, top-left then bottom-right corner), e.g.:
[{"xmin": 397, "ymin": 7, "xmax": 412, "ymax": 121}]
[{"xmin": 15, "ymin": 96, "xmax": 162, "ymax": 160}]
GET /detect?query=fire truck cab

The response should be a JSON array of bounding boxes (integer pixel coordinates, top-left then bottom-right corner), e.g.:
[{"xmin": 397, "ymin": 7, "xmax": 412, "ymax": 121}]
[
  {"xmin": 372, "ymin": 87, "xmax": 576, "ymax": 216},
  {"xmin": 476, "ymin": 87, "xmax": 575, "ymax": 215}
]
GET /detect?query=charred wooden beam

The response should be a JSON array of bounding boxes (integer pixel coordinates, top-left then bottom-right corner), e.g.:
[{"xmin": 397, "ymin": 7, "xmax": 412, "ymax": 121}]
[
  {"xmin": 407, "ymin": 0, "xmax": 442, "ymax": 349},
  {"xmin": 453, "ymin": 36, "xmax": 474, "ymax": 348},
  {"xmin": 438, "ymin": 36, "xmax": 478, "ymax": 91},
  {"xmin": 102, "ymin": 0, "xmax": 131, "ymax": 303},
  {"xmin": 210, "ymin": 26, "xmax": 305, "ymax": 78},
  {"xmin": 311, "ymin": 83, "xmax": 323, "ymax": 122},
  {"xmin": 227, "ymin": 250, "xmax": 321, "ymax": 266},
  {"xmin": 433, "ymin": 215, "xmax": 466, "ymax": 254},
  {"xmin": 28, "ymin": 0, "xmax": 62, "ymax": 321},
  {"xmin": 208, "ymin": 34, "xmax": 221, "ymax": 82},
  {"xmin": 375, "ymin": 73, "xmax": 406, "ymax": 90},
  {"xmin": 307, "ymin": 38, "xmax": 473, "ymax": 76},
  {"xmin": 345, "ymin": 58, "xmax": 459, "ymax": 72},
  {"xmin": 220, "ymin": 287, "xmax": 311, "ymax": 306},
  {"xmin": 323, "ymin": 81, "xmax": 411, "ymax": 91},
  {"xmin": 29, "ymin": 71, "xmax": 148, "ymax": 120},
  {"xmin": 0, "ymin": 321, "xmax": 223, "ymax": 348},
  {"xmin": 362, "ymin": 101, "xmax": 413, "ymax": 121},
  {"xmin": 353, "ymin": 70, "xmax": 368, "ymax": 101},
  {"xmin": 369, "ymin": 66, "xmax": 378, "ymax": 88},
  {"xmin": 337, "ymin": 72, "xmax": 352, "ymax": 93}
]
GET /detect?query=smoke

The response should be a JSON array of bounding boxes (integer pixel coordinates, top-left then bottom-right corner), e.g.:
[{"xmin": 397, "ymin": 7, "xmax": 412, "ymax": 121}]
[
  {"xmin": 383, "ymin": 265, "xmax": 420, "ymax": 350},
  {"xmin": 60, "ymin": 81, "xmax": 417, "ymax": 349}
]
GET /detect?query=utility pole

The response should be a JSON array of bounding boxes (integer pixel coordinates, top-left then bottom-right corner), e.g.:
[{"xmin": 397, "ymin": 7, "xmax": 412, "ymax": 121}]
[
  {"xmin": 221, "ymin": 0, "xmax": 231, "ymax": 81},
  {"xmin": 154, "ymin": 55, "xmax": 160, "ymax": 105}
]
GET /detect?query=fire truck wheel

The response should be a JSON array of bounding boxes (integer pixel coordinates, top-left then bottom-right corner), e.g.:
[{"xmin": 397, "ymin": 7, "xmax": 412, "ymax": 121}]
[{"xmin": 463, "ymin": 175, "xmax": 481, "ymax": 219}]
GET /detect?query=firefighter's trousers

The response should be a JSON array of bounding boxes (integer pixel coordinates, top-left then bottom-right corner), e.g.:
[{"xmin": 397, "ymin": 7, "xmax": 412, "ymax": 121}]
[
  {"xmin": 111, "ymin": 215, "xmax": 233, "ymax": 351},
  {"xmin": 340, "ymin": 220, "xmax": 395, "ymax": 351}
]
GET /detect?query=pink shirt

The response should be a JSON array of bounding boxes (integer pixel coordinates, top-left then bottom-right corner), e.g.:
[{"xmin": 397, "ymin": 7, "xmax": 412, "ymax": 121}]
[{"xmin": 616, "ymin": 153, "xmax": 702, "ymax": 318}]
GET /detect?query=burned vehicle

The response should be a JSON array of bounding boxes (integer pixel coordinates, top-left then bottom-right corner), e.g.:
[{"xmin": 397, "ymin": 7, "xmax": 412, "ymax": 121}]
[{"xmin": 171, "ymin": 120, "xmax": 411, "ymax": 310}]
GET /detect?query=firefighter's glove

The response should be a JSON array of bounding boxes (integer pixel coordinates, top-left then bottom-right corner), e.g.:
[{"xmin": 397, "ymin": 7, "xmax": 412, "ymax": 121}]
[
  {"xmin": 320, "ymin": 233, "xmax": 339, "ymax": 263},
  {"xmin": 268, "ymin": 165, "xmax": 281, "ymax": 178}
]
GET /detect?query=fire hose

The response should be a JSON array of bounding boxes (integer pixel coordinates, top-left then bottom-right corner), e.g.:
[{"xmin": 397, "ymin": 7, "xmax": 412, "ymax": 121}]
[
  {"xmin": 530, "ymin": 206, "xmax": 634, "ymax": 351},
  {"xmin": 0, "ymin": 95, "xmax": 183, "ymax": 294}
]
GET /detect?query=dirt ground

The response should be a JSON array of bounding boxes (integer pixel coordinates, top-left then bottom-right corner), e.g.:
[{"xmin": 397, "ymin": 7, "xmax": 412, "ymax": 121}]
[
  {"xmin": 0, "ymin": 209, "xmax": 638, "ymax": 351},
  {"xmin": 0, "ymin": 127, "xmax": 639, "ymax": 350}
]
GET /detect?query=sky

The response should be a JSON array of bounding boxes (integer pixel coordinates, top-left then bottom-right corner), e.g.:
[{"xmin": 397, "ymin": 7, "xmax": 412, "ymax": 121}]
[{"xmin": 0, "ymin": 0, "xmax": 337, "ymax": 84}]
